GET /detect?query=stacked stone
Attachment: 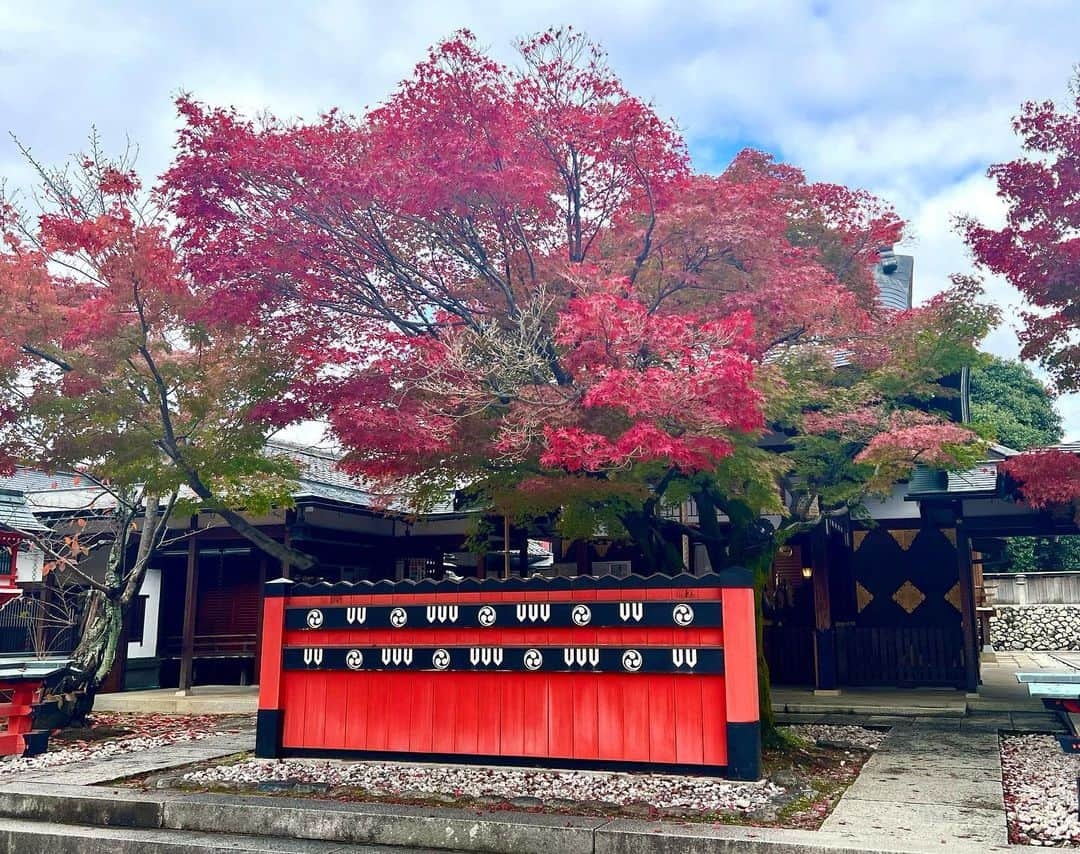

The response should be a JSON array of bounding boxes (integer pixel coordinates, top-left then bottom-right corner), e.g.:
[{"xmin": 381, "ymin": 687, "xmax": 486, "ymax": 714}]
[{"xmin": 989, "ymin": 604, "xmax": 1080, "ymax": 651}]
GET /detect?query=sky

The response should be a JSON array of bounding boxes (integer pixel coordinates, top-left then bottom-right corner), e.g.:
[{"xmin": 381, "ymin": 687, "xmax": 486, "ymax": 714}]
[{"xmin": 2, "ymin": 0, "xmax": 1078, "ymax": 439}]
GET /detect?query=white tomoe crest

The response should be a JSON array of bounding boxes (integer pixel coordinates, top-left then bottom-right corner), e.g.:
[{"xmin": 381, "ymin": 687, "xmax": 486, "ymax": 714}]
[
  {"xmin": 621, "ymin": 649, "xmax": 643, "ymax": 672},
  {"xmin": 672, "ymin": 603, "xmax": 695, "ymax": 626},
  {"xmin": 346, "ymin": 607, "xmax": 367, "ymax": 625},
  {"xmin": 305, "ymin": 609, "xmax": 324, "ymax": 629},
  {"xmin": 389, "ymin": 607, "xmax": 408, "ymax": 628},
  {"xmin": 431, "ymin": 648, "xmax": 451, "ymax": 670},
  {"xmin": 523, "ymin": 648, "xmax": 544, "ymax": 670},
  {"xmin": 345, "ymin": 649, "xmax": 364, "ymax": 670},
  {"xmin": 618, "ymin": 602, "xmax": 644, "ymax": 622},
  {"xmin": 477, "ymin": 605, "xmax": 497, "ymax": 627},
  {"xmin": 570, "ymin": 604, "xmax": 592, "ymax": 626},
  {"xmin": 302, "ymin": 648, "xmax": 323, "ymax": 667}
]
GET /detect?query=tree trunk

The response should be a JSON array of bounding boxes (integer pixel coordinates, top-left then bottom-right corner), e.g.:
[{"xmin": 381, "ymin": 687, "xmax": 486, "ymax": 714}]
[
  {"xmin": 691, "ymin": 486, "xmax": 781, "ymax": 747},
  {"xmin": 619, "ymin": 509, "xmax": 684, "ymax": 575},
  {"xmin": 34, "ymin": 495, "xmax": 167, "ymax": 730}
]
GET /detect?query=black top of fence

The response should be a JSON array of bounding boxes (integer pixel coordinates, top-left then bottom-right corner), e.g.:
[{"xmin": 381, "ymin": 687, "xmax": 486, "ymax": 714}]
[{"xmin": 269, "ymin": 569, "xmax": 754, "ymax": 597}]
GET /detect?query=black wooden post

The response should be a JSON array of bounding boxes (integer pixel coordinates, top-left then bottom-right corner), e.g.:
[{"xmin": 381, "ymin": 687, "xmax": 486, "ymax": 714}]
[
  {"xmin": 177, "ymin": 530, "xmax": 199, "ymax": 694},
  {"xmin": 955, "ymin": 517, "xmax": 980, "ymax": 693},
  {"xmin": 811, "ymin": 527, "xmax": 838, "ymax": 691}
]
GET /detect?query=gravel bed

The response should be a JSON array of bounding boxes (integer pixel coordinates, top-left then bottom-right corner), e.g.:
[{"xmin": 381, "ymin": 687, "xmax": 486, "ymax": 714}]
[
  {"xmin": 783, "ymin": 724, "xmax": 887, "ymax": 751},
  {"xmin": 183, "ymin": 758, "xmax": 782, "ymax": 814},
  {"xmin": 0, "ymin": 712, "xmax": 241, "ymax": 774},
  {"xmin": 179, "ymin": 724, "xmax": 886, "ymax": 816},
  {"xmin": 1001, "ymin": 733, "xmax": 1080, "ymax": 847}
]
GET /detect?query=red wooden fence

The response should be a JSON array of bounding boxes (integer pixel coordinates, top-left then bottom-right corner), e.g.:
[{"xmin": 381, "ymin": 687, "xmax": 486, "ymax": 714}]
[
  {"xmin": 256, "ymin": 570, "xmax": 760, "ymax": 779},
  {"xmin": 0, "ymin": 680, "xmax": 48, "ymax": 757}
]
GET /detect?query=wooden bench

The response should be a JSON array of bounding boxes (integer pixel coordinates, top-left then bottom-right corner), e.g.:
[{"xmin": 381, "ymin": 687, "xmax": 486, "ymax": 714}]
[
  {"xmin": 1017, "ymin": 671, "xmax": 1080, "ymax": 753},
  {"xmin": 0, "ymin": 658, "xmax": 70, "ymax": 757}
]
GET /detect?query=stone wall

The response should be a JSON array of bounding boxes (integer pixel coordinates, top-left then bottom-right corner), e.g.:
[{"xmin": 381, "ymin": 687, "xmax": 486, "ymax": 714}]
[{"xmin": 989, "ymin": 604, "xmax": 1080, "ymax": 651}]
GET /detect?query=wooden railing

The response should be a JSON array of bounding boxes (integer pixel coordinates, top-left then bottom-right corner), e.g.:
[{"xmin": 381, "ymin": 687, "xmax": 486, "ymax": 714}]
[{"xmin": 162, "ymin": 633, "xmax": 257, "ymax": 658}]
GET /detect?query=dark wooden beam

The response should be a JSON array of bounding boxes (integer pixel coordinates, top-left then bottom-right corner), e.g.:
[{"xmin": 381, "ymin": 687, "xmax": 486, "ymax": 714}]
[
  {"xmin": 811, "ymin": 527, "xmax": 837, "ymax": 691},
  {"xmin": 177, "ymin": 530, "xmax": 199, "ymax": 694},
  {"xmin": 955, "ymin": 518, "xmax": 980, "ymax": 693}
]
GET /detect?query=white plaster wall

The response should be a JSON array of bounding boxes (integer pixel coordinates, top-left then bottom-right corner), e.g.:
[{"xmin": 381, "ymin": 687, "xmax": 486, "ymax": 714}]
[
  {"xmin": 127, "ymin": 567, "xmax": 161, "ymax": 660},
  {"xmin": 864, "ymin": 485, "xmax": 921, "ymax": 521}
]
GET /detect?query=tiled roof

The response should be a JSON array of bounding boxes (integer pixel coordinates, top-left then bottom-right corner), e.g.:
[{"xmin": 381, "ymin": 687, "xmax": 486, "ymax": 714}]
[
  {"xmin": 874, "ymin": 252, "xmax": 914, "ymax": 311},
  {"xmin": 0, "ymin": 489, "xmax": 48, "ymax": 532},
  {"xmin": 907, "ymin": 462, "xmax": 1000, "ymax": 498}
]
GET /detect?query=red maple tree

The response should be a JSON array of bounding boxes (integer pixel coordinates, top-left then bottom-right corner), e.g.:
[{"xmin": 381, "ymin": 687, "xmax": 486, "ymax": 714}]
[
  {"xmin": 963, "ymin": 72, "xmax": 1080, "ymax": 512},
  {"xmin": 163, "ymin": 29, "xmax": 983, "ymax": 528}
]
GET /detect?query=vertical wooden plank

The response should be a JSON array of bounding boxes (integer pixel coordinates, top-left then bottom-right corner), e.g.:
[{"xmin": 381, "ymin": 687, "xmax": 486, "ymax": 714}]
[
  {"xmin": 475, "ymin": 673, "xmax": 501, "ymax": 756},
  {"xmin": 621, "ymin": 676, "xmax": 650, "ymax": 762},
  {"xmin": 700, "ymin": 675, "xmax": 727, "ymax": 766},
  {"xmin": 521, "ymin": 674, "xmax": 549, "ymax": 756},
  {"xmin": 366, "ymin": 674, "xmax": 390, "ymax": 751},
  {"xmin": 500, "ymin": 675, "xmax": 525, "ymax": 758},
  {"xmin": 344, "ymin": 675, "xmax": 369, "ymax": 750},
  {"xmin": 454, "ymin": 675, "xmax": 480, "ymax": 755},
  {"xmin": 322, "ymin": 673, "xmax": 349, "ymax": 750},
  {"xmin": 673, "ymin": 676, "xmax": 704, "ymax": 765},
  {"xmin": 303, "ymin": 672, "xmax": 328, "ymax": 749},
  {"xmin": 596, "ymin": 673, "xmax": 623, "ymax": 760},
  {"xmin": 430, "ymin": 674, "xmax": 458, "ymax": 754},
  {"xmin": 547, "ymin": 675, "xmax": 574, "ymax": 759},
  {"xmin": 385, "ymin": 674, "xmax": 413, "ymax": 752},
  {"xmin": 571, "ymin": 677, "xmax": 599, "ymax": 760},
  {"xmin": 408, "ymin": 675, "xmax": 435, "ymax": 753},
  {"xmin": 647, "ymin": 676, "xmax": 677, "ymax": 764},
  {"xmin": 281, "ymin": 675, "xmax": 306, "ymax": 748}
]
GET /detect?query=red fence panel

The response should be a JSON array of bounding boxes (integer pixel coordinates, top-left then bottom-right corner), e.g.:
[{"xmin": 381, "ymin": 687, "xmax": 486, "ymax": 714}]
[{"xmin": 256, "ymin": 570, "xmax": 760, "ymax": 779}]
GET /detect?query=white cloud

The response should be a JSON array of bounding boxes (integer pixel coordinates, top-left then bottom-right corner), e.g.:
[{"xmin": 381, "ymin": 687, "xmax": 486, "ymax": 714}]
[{"xmin": 2, "ymin": 0, "xmax": 1077, "ymax": 438}]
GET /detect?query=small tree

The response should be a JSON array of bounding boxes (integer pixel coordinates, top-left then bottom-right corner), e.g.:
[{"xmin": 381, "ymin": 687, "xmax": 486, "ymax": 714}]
[{"xmin": 0, "ymin": 139, "xmax": 317, "ymax": 719}]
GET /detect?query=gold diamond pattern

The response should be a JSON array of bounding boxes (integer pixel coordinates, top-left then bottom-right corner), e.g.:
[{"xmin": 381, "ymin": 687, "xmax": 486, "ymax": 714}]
[
  {"xmin": 853, "ymin": 530, "xmax": 868, "ymax": 551},
  {"xmin": 856, "ymin": 581, "xmax": 874, "ymax": 613},
  {"xmin": 942, "ymin": 528, "xmax": 957, "ymax": 547},
  {"xmin": 892, "ymin": 580, "xmax": 926, "ymax": 614},
  {"xmin": 944, "ymin": 582, "xmax": 962, "ymax": 612},
  {"xmin": 888, "ymin": 529, "xmax": 918, "ymax": 551}
]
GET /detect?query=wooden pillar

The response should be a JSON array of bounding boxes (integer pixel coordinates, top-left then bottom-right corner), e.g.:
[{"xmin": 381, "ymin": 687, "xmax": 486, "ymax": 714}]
[
  {"xmin": 177, "ymin": 531, "xmax": 199, "ymax": 694},
  {"xmin": 576, "ymin": 540, "xmax": 590, "ymax": 576},
  {"xmin": 254, "ymin": 555, "xmax": 268, "ymax": 679},
  {"xmin": 281, "ymin": 512, "xmax": 294, "ymax": 579},
  {"xmin": 955, "ymin": 518, "xmax": 980, "ymax": 693},
  {"xmin": 503, "ymin": 516, "xmax": 511, "ymax": 579},
  {"xmin": 811, "ymin": 528, "xmax": 838, "ymax": 691}
]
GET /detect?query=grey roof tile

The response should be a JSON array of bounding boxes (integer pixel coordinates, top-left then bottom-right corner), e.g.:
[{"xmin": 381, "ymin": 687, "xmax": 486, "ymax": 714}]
[{"xmin": 0, "ymin": 489, "xmax": 48, "ymax": 532}]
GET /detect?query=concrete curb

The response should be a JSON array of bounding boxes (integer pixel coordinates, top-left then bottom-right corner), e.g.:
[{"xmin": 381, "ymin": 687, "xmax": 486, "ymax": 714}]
[{"xmin": 0, "ymin": 782, "xmax": 1035, "ymax": 854}]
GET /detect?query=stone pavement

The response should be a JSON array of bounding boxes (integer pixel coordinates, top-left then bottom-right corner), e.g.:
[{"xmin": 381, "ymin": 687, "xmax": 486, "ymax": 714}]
[
  {"xmin": 94, "ymin": 685, "xmax": 259, "ymax": 715},
  {"xmin": 5, "ymin": 728, "xmax": 256, "ymax": 787},
  {"xmin": 820, "ymin": 711, "xmax": 1062, "ymax": 849}
]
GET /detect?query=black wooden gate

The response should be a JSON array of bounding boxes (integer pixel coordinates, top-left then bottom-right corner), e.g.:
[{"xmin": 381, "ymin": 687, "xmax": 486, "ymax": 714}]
[
  {"xmin": 763, "ymin": 625, "xmax": 815, "ymax": 685},
  {"xmin": 834, "ymin": 624, "xmax": 965, "ymax": 687}
]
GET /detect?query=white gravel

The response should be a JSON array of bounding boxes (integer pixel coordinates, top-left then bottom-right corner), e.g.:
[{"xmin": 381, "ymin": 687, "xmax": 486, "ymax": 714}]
[
  {"xmin": 1001, "ymin": 733, "xmax": 1080, "ymax": 847},
  {"xmin": 183, "ymin": 758, "xmax": 782, "ymax": 813},
  {"xmin": 783, "ymin": 724, "xmax": 887, "ymax": 751}
]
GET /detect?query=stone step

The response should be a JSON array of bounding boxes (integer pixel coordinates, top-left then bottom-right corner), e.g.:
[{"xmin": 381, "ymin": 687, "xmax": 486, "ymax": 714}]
[{"xmin": 0, "ymin": 816, "xmax": 439, "ymax": 853}]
